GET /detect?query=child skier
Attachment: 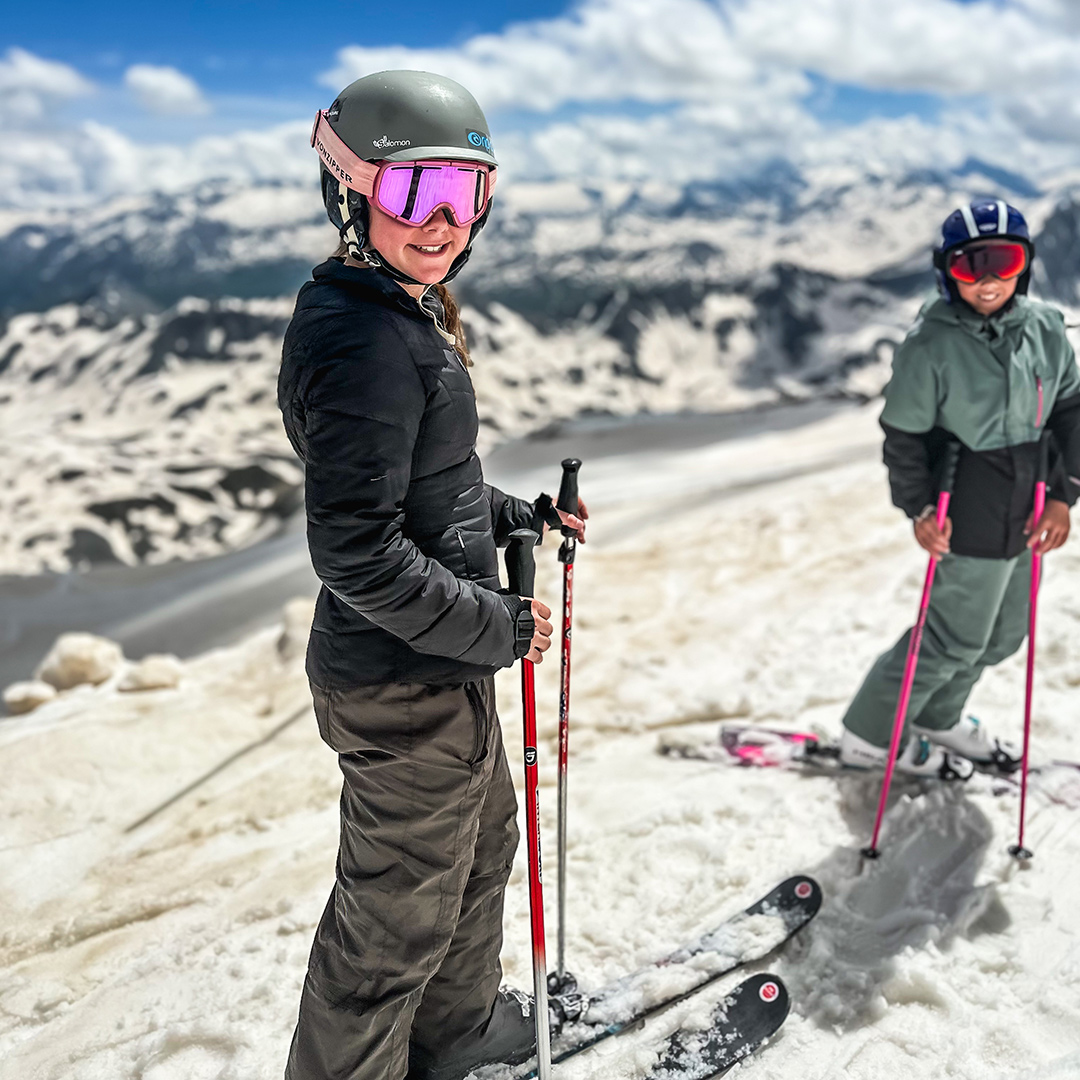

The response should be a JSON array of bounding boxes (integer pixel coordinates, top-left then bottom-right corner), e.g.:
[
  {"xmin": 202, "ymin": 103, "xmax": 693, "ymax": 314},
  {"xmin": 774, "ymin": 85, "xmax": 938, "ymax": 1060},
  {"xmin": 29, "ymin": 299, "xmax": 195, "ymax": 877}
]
[
  {"xmin": 839, "ymin": 198, "xmax": 1080, "ymax": 776},
  {"xmin": 278, "ymin": 71, "xmax": 584, "ymax": 1080}
]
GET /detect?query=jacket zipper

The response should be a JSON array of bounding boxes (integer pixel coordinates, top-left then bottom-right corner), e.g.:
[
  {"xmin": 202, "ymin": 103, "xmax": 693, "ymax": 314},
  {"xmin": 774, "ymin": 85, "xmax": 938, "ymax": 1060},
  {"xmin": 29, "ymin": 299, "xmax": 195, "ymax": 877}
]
[{"xmin": 1036, "ymin": 376, "xmax": 1044, "ymax": 428}]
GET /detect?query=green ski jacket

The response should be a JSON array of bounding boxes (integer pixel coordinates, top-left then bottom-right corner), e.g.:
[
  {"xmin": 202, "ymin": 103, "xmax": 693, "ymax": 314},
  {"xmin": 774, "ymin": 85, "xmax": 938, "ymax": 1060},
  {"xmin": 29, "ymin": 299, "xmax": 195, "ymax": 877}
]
[{"xmin": 880, "ymin": 295, "xmax": 1080, "ymax": 559}]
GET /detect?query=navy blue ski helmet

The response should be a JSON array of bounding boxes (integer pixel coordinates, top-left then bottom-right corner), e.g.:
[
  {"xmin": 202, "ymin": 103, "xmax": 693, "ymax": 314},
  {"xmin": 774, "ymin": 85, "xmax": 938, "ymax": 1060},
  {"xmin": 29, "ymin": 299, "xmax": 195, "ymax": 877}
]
[{"xmin": 933, "ymin": 198, "xmax": 1034, "ymax": 303}]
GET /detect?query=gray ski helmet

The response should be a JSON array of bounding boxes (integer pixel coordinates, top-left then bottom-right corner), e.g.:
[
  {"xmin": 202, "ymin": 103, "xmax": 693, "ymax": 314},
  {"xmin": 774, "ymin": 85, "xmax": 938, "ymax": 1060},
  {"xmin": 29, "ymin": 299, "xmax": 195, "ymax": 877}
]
[{"xmin": 316, "ymin": 70, "xmax": 497, "ymax": 285}]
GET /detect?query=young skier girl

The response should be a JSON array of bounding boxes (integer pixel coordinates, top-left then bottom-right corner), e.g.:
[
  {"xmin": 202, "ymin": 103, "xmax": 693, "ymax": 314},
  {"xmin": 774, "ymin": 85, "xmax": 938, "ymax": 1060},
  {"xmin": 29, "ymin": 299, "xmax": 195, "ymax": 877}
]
[
  {"xmin": 278, "ymin": 71, "xmax": 584, "ymax": 1080},
  {"xmin": 839, "ymin": 198, "xmax": 1080, "ymax": 776}
]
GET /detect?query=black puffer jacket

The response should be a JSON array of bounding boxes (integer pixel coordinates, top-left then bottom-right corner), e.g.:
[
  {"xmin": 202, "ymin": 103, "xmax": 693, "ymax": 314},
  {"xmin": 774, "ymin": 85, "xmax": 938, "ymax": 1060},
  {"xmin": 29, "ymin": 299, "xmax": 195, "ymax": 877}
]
[{"xmin": 278, "ymin": 260, "xmax": 536, "ymax": 689}]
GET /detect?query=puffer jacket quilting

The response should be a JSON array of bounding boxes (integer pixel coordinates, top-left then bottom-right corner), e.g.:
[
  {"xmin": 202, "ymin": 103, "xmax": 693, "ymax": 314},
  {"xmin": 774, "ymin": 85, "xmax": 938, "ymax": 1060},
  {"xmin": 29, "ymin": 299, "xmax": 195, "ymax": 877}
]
[{"xmin": 279, "ymin": 259, "xmax": 535, "ymax": 689}]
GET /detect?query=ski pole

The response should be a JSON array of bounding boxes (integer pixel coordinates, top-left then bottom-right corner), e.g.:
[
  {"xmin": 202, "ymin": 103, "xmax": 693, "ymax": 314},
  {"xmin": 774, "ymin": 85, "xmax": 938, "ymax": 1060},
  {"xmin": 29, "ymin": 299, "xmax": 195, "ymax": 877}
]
[
  {"xmin": 1010, "ymin": 435, "xmax": 1050, "ymax": 862},
  {"xmin": 553, "ymin": 457, "xmax": 581, "ymax": 990},
  {"xmin": 863, "ymin": 441, "xmax": 960, "ymax": 860},
  {"xmin": 505, "ymin": 528, "xmax": 552, "ymax": 1080}
]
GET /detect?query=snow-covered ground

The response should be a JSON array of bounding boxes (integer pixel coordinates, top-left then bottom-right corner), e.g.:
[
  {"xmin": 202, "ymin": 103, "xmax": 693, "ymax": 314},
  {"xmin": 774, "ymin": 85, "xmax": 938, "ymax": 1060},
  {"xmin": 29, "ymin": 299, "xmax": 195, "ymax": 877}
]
[{"xmin": 2, "ymin": 402, "xmax": 1080, "ymax": 1080}]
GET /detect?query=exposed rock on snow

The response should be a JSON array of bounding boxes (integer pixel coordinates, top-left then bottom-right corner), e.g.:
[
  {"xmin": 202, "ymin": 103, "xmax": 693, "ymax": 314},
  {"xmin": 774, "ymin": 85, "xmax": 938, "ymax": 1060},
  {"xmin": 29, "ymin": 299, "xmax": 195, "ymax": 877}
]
[
  {"xmin": 0, "ymin": 180, "xmax": 334, "ymax": 320},
  {"xmin": 118, "ymin": 654, "xmax": 183, "ymax": 692},
  {"xmin": 0, "ymin": 297, "xmax": 303, "ymax": 575},
  {"xmin": 34, "ymin": 632, "xmax": 124, "ymax": 690},
  {"xmin": 2, "ymin": 679, "xmax": 57, "ymax": 715},
  {"xmin": 0, "ymin": 280, "xmax": 910, "ymax": 575},
  {"xmin": 3, "ymin": 167, "xmax": 1080, "ymax": 575},
  {"xmin": 2, "ymin": 165, "xmax": 1075, "ymax": 320}
]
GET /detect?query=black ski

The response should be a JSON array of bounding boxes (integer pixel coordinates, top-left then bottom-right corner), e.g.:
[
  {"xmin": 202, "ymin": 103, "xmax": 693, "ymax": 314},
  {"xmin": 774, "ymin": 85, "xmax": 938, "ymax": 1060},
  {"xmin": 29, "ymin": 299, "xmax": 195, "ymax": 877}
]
[
  {"xmin": 646, "ymin": 973, "xmax": 790, "ymax": 1079},
  {"xmin": 518, "ymin": 876, "xmax": 818, "ymax": 1076}
]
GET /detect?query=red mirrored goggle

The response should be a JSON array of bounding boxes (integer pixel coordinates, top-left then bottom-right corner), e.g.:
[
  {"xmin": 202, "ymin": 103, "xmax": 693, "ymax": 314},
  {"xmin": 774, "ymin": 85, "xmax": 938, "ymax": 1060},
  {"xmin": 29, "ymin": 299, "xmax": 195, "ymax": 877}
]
[
  {"xmin": 311, "ymin": 110, "xmax": 495, "ymax": 227},
  {"xmin": 946, "ymin": 241, "xmax": 1029, "ymax": 285}
]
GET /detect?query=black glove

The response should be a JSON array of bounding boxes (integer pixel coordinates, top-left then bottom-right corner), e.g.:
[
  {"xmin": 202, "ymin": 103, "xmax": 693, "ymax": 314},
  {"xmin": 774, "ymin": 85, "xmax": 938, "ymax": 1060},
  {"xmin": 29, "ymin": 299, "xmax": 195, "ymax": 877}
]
[{"xmin": 500, "ymin": 592, "xmax": 536, "ymax": 659}]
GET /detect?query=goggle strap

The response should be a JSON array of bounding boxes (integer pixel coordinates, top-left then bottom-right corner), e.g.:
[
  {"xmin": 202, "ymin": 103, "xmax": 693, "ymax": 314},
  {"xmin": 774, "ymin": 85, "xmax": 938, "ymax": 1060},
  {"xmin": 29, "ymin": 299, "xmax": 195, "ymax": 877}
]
[{"xmin": 311, "ymin": 112, "xmax": 379, "ymax": 197}]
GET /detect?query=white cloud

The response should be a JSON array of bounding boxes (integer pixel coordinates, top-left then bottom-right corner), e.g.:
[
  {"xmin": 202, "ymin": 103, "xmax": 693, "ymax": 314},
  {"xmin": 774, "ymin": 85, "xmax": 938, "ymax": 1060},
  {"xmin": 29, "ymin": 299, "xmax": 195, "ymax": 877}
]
[
  {"xmin": 495, "ymin": 95, "xmax": 1080, "ymax": 195},
  {"xmin": 494, "ymin": 87, "xmax": 818, "ymax": 188},
  {"xmin": 0, "ymin": 120, "xmax": 313, "ymax": 209},
  {"xmin": 322, "ymin": 0, "xmax": 769, "ymax": 111},
  {"xmin": 320, "ymin": 0, "xmax": 1080, "ymax": 126},
  {"xmin": 0, "ymin": 47, "xmax": 94, "ymax": 122},
  {"xmin": 1012, "ymin": 0, "xmax": 1080, "ymax": 30},
  {"xmin": 319, "ymin": 0, "xmax": 823, "ymax": 186},
  {"xmin": 125, "ymin": 64, "xmax": 210, "ymax": 116},
  {"xmin": 729, "ymin": 0, "xmax": 1079, "ymax": 97},
  {"xmin": 4, "ymin": 0, "xmax": 1080, "ymax": 211},
  {"xmin": 1003, "ymin": 89, "xmax": 1080, "ymax": 144},
  {"xmin": 316, "ymin": 0, "xmax": 1080, "ymax": 186}
]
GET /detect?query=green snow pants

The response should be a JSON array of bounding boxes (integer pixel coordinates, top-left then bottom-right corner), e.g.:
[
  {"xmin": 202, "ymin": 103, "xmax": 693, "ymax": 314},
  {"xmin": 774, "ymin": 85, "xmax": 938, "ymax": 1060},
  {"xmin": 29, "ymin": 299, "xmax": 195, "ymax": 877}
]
[
  {"xmin": 842, "ymin": 550, "xmax": 1033, "ymax": 748},
  {"xmin": 285, "ymin": 677, "xmax": 519, "ymax": 1080}
]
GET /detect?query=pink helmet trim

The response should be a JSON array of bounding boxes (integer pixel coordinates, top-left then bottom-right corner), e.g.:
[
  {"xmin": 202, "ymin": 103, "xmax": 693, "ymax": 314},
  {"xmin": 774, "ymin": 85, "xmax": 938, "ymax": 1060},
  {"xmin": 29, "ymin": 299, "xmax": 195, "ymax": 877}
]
[{"xmin": 311, "ymin": 111, "xmax": 379, "ymax": 196}]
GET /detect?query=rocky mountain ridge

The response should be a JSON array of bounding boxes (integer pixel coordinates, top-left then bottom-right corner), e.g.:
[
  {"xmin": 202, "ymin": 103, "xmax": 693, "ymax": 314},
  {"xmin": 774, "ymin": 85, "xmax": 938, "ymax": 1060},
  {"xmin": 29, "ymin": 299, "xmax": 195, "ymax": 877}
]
[{"xmin": 2, "ymin": 161, "xmax": 1079, "ymax": 573}]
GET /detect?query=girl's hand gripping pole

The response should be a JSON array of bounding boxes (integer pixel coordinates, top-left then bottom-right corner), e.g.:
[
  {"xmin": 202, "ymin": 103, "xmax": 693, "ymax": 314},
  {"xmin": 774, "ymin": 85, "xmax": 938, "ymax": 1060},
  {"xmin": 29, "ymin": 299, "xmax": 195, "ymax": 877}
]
[
  {"xmin": 552, "ymin": 458, "xmax": 581, "ymax": 992},
  {"xmin": 505, "ymin": 529, "xmax": 552, "ymax": 1079},
  {"xmin": 863, "ymin": 442, "xmax": 960, "ymax": 861},
  {"xmin": 1010, "ymin": 434, "xmax": 1050, "ymax": 862}
]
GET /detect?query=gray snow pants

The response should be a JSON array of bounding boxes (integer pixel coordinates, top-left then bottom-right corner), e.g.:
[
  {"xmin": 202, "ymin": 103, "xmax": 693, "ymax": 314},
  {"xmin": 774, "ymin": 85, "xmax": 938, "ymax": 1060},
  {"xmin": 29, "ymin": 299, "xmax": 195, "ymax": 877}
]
[
  {"xmin": 842, "ymin": 550, "xmax": 1033, "ymax": 747},
  {"xmin": 285, "ymin": 677, "xmax": 519, "ymax": 1080}
]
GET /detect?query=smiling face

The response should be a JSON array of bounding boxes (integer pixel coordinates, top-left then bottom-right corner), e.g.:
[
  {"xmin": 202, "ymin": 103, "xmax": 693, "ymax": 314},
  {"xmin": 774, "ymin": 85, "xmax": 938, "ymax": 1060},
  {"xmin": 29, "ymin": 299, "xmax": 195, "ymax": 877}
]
[
  {"xmin": 365, "ymin": 201, "xmax": 472, "ymax": 291},
  {"xmin": 955, "ymin": 273, "xmax": 1019, "ymax": 317}
]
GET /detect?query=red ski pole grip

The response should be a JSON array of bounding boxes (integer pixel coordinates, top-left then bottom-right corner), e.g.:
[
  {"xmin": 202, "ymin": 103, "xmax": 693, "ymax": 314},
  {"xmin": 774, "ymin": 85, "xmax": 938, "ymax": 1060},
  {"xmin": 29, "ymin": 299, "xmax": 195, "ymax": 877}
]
[{"xmin": 506, "ymin": 528, "xmax": 540, "ymax": 597}]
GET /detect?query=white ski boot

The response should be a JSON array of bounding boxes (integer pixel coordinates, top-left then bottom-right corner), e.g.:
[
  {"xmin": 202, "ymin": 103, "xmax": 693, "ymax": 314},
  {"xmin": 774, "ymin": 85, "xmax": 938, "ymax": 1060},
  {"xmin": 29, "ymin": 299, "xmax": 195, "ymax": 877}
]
[
  {"xmin": 839, "ymin": 728, "xmax": 974, "ymax": 780},
  {"xmin": 911, "ymin": 715, "xmax": 1021, "ymax": 772}
]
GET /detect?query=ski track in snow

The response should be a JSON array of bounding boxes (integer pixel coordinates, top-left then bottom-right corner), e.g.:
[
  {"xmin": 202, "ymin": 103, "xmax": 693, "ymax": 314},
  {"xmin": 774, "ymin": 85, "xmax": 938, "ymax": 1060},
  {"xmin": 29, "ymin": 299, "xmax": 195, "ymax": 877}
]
[{"xmin": 2, "ymin": 403, "xmax": 1080, "ymax": 1079}]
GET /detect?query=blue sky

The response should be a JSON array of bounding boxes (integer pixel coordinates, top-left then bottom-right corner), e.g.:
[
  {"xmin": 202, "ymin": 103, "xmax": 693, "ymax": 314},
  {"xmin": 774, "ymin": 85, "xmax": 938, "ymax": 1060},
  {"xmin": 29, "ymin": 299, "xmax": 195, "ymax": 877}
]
[
  {"xmin": 2, "ymin": 0, "xmax": 949, "ymax": 130},
  {"xmin": 0, "ymin": 1, "xmax": 568, "ymax": 143},
  {"xmin": 2, "ymin": 2, "xmax": 567, "ymax": 100},
  {"xmin": 2, "ymin": 0, "xmax": 1080, "ymax": 207}
]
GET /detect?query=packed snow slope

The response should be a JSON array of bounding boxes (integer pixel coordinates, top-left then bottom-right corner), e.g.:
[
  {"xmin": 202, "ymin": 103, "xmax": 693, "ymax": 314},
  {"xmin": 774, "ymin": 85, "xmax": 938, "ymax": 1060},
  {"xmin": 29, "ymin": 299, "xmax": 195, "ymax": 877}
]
[{"xmin": 2, "ymin": 402, "xmax": 1079, "ymax": 1080}]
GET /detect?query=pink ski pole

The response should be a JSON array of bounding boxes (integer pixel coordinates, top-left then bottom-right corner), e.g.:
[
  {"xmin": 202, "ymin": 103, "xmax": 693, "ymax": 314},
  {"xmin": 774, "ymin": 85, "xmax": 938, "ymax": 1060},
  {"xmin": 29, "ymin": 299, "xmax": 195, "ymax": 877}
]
[
  {"xmin": 1009, "ymin": 437, "xmax": 1050, "ymax": 862},
  {"xmin": 863, "ymin": 442, "xmax": 960, "ymax": 860},
  {"xmin": 505, "ymin": 529, "xmax": 552, "ymax": 1079}
]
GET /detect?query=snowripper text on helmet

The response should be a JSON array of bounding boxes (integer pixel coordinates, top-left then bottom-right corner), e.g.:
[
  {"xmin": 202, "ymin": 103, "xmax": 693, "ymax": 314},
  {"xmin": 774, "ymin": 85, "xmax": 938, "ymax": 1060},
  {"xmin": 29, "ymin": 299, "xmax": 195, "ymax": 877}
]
[{"xmin": 314, "ymin": 136, "xmax": 353, "ymax": 188}]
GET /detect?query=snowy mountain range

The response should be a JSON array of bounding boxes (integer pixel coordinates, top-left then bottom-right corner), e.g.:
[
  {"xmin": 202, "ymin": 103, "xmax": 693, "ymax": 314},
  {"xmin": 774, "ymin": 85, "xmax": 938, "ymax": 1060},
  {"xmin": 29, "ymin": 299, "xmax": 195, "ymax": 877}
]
[{"xmin": 3, "ymin": 161, "xmax": 1079, "ymax": 574}]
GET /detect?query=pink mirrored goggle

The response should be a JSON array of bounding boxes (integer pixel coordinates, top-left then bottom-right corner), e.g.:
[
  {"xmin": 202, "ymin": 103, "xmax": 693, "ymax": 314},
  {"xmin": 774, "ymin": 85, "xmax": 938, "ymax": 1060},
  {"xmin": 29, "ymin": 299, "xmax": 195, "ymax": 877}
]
[{"xmin": 311, "ymin": 110, "xmax": 496, "ymax": 227}]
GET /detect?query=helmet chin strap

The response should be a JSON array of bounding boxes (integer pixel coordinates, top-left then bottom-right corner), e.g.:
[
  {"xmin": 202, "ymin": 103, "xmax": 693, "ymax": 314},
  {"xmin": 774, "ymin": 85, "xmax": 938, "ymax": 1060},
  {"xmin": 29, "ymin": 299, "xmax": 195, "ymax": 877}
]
[
  {"xmin": 337, "ymin": 192, "xmax": 488, "ymax": 286},
  {"xmin": 337, "ymin": 196, "xmax": 376, "ymax": 269}
]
